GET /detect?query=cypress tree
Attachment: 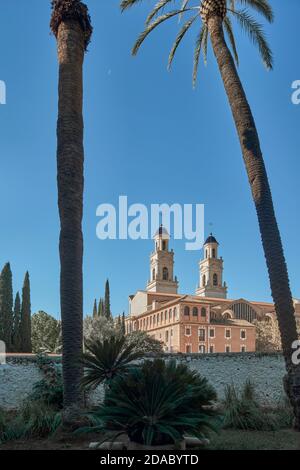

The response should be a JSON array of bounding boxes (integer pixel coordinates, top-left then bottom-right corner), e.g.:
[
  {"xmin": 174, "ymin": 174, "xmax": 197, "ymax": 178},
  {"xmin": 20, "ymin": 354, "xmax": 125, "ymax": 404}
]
[
  {"xmin": 93, "ymin": 299, "xmax": 97, "ymax": 318},
  {"xmin": 21, "ymin": 271, "xmax": 32, "ymax": 353},
  {"xmin": 122, "ymin": 311, "xmax": 126, "ymax": 335},
  {"xmin": 12, "ymin": 292, "xmax": 21, "ymax": 352},
  {"xmin": 104, "ymin": 279, "xmax": 112, "ymax": 320},
  {"xmin": 0, "ymin": 263, "xmax": 13, "ymax": 352},
  {"xmin": 98, "ymin": 298, "xmax": 104, "ymax": 317}
]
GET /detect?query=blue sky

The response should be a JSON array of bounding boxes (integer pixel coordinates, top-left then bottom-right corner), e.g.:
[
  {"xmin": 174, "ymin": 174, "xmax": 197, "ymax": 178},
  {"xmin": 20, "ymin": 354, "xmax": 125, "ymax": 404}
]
[{"xmin": 0, "ymin": 0, "xmax": 299, "ymax": 319}]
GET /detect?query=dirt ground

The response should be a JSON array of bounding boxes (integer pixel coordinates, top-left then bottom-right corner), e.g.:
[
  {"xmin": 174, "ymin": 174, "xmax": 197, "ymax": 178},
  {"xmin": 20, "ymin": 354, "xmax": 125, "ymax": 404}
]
[
  {"xmin": 0, "ymin": 431, "xmax": 104, "ymax": 450},
  {"xmin": 1, "ymin": 429, "xmax": 300, "ymax": 450}
]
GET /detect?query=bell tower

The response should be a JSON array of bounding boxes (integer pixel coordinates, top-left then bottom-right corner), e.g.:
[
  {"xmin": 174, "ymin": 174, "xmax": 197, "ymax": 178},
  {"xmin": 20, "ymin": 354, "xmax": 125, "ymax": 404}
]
[
  {"xmin": 196, "ymin": 234, "xmax": 227, "ymax": 299},
  {"xmin": 146, "ymin": 225, "xmax": 178, "ymax": 294}
]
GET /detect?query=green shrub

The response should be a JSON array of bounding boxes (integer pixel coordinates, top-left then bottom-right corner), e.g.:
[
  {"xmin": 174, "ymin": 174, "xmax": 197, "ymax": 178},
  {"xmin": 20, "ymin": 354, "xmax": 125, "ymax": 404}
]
[
  {"xmin": 222, "ymin": 381, "xmax": 278, "ymax": 431},
  {"xmin": 29, "ymin": 355, "xmax": 63, "ymax": 409},
  {"xmin": 81, "ymin": 335, "xmax": 145, "ymax": 390},
  {"xmin": 30, "ymin": 373, "xmax": 63, "ymax": 409},
  {"xmin": 0, "ymin": 402, "xmax": 61, "ymax": 444},
  {"xmin": 80, "ymin": 359, "xmax": 221, "ymax": 446}
]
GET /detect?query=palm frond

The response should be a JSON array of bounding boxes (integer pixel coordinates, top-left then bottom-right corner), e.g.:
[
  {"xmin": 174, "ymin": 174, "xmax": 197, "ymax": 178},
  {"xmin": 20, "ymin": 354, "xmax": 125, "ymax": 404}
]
[
  {"xmin": 120, "ymin": 0, "xmax": 144, "ymax": 11},
  {"xmin": 223, "ymin": 16, "xmax": 239, "ymax": 66},
  {"xmin": 230, "ymin": 8, "xmax": 273, "ymax": 69},
  {"xmin": 178, "ymin": 0, "xmax": 190, "ymax": 23},
  {"xmin": 230, "ymin": 0, "xmax": 274, "ymax": 23},
  {"xmin": 168, "ymin": 14, "xmax": 198, "ymax": 70},
  {"xmin": 81, "ymin": 335, "xmax": 144, "ymax": 390},
  {"xmin": 132, "ymin": 9, "xmax": 193, "ymax": 56},
  {"xmin": 146, "ymin": 0, "xmax": 173, "ymax": 25},
  {"xmin": 192, "ymin": 24, "xmax": 207, "ymax": 88},
  {"xmin": 202, "ymin": 25, "xmax": 208, "ymax": 65}
]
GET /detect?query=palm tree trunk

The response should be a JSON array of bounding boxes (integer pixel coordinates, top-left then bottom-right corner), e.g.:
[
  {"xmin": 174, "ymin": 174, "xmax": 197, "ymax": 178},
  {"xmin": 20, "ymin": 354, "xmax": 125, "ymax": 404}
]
[
  {"xmin": 207, "ymin": 15, "xmax": 300, "ymax": 429},
  {"xmin": 56, "ymin": 18, "xmax": 85, "ymax": 418}
]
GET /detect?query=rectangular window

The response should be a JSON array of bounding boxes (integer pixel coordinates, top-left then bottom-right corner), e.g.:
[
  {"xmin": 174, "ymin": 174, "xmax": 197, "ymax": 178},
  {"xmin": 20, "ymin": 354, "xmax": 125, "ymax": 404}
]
[
  {"xmin": 225, "ymin": 345, "xmax": 231, "ymax": 353},
  {"xmin": 209, "ymin": 345, "xmax": 215, "ymax": 354},
  {"xmin": 241, "ymin": 329, "xmax": 246, "ymax": 340},
  {"xmin": 199, "ymin": 329, "xmax": 205, "ymax": 341},
  {"xmin": 186, "ymin": 344, "xmax": 192, "ymax": 354},
  {"xmin": 225, "ymin": 329, "xmax": 231, "ymax": 339},
  {"xmin": 165, "ymin": 330, "xmax": 169, "ymax": 342},
  {"xmin": 241, "ymin": 345, "xmax": 246, "ymax": 353},
  {"xmin": 209, "ymin": 328, "xmax": 215, "ymax": 338},
  {"xmin": 185, "ymin": 327, "xmax": 191, "ymax": 336}
]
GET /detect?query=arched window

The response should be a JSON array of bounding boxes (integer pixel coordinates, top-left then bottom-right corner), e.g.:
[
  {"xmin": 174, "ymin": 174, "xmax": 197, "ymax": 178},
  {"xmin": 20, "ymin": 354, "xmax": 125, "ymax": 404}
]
[
  {"xmin": 192, "ymin": 307, "xmax": 198, "ymax": 317},
  {"xmin": 162, "ymin": 241, "xmax": 166, "ymax": 251},
  {"xmin": 173, "ymin": 307, "xmax": 178, "ymax": 321},
  {"xmin": 206, "ymin": 250, "xmax": 208, "ymax": 259},
  {"xmin": 202, "ymin": 275, "xmax": 206, "ymax": 287},
  {"xmin": 169, "ymin": 309, "xmax": 172, "ymax": 321},
  {"xmin": 213, "ymin": 273, "xmax": 218, "ymax": 286},
  {"xmin": 165, "ymin": 310, "xmax": 168, "ymax": 321},
  {"xmin": 212, "ymin": 248, "xmax": 216, "ymax": 258},
  {"xmin": 161, "ymin": 311, "xmax": 163, "ymax": 322},
  {"xmin": 223, "ymin": 312, "xmax": 232, "ymax": 320},
  {"xmin": 163, "ymin": 267, "xmax": 169, "ymax": 281},
  {"xmin": 157, "ymin": 313, "xmax": 159, "ymax": 324},
  {"xmin": 201, "ymin": 307, "xmax": 206, "ymax": 317},
  {"xmin": 231, "ymin": 302, "xmax": 257, "ymax": 323},
  {"xmin": 152, "ymin": 269, "xmax": 155, "ymax": 281},
  {"xmin": 184, "ymin": 306, "xmax": 190, "ymax": 316}
]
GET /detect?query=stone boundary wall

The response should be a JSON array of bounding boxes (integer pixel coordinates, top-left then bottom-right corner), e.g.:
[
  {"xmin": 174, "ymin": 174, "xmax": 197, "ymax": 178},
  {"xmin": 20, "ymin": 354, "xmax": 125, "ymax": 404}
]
[{"xmin": 0, "ymin": 353, "xmax": 286, "ymax": 409}]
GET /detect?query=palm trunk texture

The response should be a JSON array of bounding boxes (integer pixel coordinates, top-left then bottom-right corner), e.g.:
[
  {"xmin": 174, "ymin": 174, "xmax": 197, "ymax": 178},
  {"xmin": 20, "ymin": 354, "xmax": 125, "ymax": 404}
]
[
  {"xmin": 207, "ymin": 15, "xmax": 300, "ymax": 429},
  {"xmin": 56, "ymin": 19, "xmax": 85, "ymax": 417}
]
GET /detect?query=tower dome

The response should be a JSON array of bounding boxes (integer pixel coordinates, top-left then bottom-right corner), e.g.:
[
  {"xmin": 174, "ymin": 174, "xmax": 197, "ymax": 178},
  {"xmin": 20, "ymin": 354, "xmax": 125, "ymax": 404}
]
[
  {"xmin": 154, "ymin": 224, "xmax": 170, "ymax": 239},
  {"xmin": 204, "ymin": 233, "xmax": 219, "ymax": 245}
]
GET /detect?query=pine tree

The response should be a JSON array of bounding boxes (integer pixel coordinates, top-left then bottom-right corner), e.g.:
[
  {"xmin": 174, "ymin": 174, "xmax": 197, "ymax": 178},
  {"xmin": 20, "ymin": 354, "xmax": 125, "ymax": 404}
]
[
  {"xmin": 12, "ymin": 292, "xmax": 21, "ymax": 352},
  {"xmin": 0, "ymin": 263, "xmax": 13, "ymax": 352},
  {"xmin": 21, "ymin": 271, "xmax": 32, "ymax": 353},
  {"xmin": 121, "ymin": 311, "xmax": 126, "ymax": 336},
  {"xmin": 93, "ymin": 299, "xmax": 98, "ymax": 318},
  {"xmin": 104, "ymin": 279, "xmax": 112, "ymax": 320}
]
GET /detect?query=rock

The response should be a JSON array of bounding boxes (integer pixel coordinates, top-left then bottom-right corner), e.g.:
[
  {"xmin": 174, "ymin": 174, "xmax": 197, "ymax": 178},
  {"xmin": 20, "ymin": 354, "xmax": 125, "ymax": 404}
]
[{"xmin": 89, "ymin": 442, "xmax": 127, "ymax": 450}]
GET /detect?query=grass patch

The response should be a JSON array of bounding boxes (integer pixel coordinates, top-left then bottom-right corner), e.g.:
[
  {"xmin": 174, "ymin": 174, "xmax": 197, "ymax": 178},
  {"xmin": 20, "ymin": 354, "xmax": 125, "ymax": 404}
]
[{"xmin": 207, "ymin": 429, "xmax": 300, "ymax": 450}]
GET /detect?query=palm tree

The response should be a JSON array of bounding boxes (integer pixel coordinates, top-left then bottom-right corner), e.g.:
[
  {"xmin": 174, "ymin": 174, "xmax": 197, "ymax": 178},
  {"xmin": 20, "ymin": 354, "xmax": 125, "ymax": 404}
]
[
  {"xmin": 120, "ymin": 0, "xmax": 300, "ymax": 429},
  {"xmin": 50, "ymin": 0, "xmax": 92, "ymax": 420}
]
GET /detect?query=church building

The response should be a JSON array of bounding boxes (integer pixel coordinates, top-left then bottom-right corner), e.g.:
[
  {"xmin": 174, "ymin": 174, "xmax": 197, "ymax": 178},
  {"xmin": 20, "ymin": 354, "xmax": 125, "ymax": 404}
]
[{"xmin": 125, "ymin": 226, "xmax": 300, "ymax": 354}]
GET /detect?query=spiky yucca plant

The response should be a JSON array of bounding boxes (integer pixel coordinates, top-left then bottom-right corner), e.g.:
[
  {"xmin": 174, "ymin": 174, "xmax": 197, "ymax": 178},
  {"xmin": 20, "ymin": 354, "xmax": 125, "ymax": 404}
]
[{"xmin": 120, "ymin": 0, "xmax": 300, "ymax": 430}]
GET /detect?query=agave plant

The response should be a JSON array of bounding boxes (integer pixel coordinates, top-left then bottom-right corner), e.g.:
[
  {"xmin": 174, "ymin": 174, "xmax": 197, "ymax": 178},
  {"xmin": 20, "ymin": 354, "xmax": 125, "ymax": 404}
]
[
  {"xmin": 80, "ymin": 359, "xmax": 220, "ymax": 446},
  {"xmin": 81, "ymin": 335, "xmax": 145, "ymax": 390}
]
